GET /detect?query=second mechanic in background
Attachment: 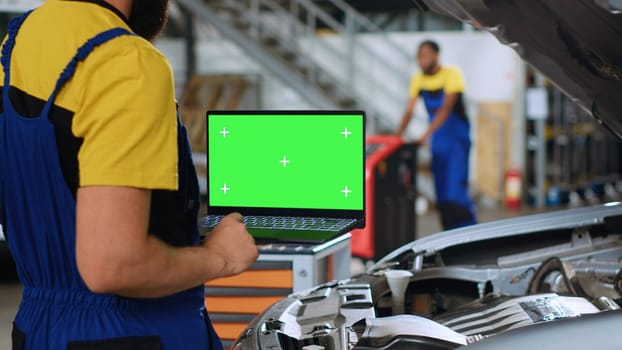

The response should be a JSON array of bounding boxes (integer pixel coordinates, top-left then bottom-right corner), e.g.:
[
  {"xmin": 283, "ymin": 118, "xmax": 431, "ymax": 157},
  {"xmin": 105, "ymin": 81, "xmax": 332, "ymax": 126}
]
[{"xmin": 397, "ymin": 40, "xmax": 477, "ymax": 230}]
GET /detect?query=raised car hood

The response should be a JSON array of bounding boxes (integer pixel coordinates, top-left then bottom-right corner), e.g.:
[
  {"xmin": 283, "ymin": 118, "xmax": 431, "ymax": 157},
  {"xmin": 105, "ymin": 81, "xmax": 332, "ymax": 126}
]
[{"xmin": 422, "ymin": 0, "xmax": 622, "ymax": 140}]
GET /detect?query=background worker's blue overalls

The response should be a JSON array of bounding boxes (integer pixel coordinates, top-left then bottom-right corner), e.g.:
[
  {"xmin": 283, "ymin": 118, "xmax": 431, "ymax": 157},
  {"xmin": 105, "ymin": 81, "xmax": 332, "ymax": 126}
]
[
  {"xmin": 420, "ymin": 88, "xmax": 477, "ymax": 230},
  {"xmin": 0, "ymin": 12, "xmax": 222, "ymax": 350}
]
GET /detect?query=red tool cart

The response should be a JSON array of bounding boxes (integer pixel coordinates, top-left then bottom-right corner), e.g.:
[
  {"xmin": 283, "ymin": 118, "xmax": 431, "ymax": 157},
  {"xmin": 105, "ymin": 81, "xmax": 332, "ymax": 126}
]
[{"xmin": 351, "ymin": 135, "xmax": 417, "ymax": 260}]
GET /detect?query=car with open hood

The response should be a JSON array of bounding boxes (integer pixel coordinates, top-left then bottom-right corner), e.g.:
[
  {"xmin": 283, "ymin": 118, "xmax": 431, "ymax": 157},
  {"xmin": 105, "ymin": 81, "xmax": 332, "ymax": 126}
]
[{"xmin": 232, "ymin": 1, "xmax": 622, "ymax": 349}]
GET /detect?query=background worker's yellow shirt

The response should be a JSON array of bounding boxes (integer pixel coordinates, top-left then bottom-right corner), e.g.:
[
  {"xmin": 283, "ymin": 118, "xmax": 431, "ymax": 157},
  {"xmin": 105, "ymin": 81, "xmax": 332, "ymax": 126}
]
[{"xmin": 408, "ymin": 65, "xmax": 466, "ymax": 98}]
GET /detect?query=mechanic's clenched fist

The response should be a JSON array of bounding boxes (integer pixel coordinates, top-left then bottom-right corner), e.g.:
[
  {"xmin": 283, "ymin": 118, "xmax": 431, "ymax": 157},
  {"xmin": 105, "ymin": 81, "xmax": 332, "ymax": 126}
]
[{"xmin": 203, "ymin": 212, "xmax": 258, "ymax": 277}]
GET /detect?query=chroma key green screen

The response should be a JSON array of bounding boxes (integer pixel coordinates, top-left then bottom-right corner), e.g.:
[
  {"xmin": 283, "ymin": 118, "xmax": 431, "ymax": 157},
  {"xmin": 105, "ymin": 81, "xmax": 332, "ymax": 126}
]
[{"xmin": 207, "ymin": 113, "xmax": 364, "ymax": 210}]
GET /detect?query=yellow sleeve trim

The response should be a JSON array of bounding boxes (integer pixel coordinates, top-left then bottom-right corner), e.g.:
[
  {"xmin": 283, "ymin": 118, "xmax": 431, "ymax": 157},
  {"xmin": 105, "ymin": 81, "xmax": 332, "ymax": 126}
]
[
  {"xmin": 408, "ymin": 72, "xmax": 422, "ymax": 98},
  {"xmin": 443, "ymin": 66, "xmax": 466, "ymax": 94}
]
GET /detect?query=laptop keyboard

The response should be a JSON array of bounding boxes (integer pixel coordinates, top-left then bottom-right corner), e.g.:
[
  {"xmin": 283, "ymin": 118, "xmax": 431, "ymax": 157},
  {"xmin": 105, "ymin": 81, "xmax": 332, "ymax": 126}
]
[{"xmin": 202, "ymin": 215, "xmax": 356, "ymax": 232}]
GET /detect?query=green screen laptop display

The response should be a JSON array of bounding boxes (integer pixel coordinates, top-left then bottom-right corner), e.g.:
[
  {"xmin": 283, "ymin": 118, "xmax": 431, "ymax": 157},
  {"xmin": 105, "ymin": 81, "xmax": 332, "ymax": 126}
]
[{"xmin": 206, "ymin": 111, "xmax": 365, "ymax": 220}]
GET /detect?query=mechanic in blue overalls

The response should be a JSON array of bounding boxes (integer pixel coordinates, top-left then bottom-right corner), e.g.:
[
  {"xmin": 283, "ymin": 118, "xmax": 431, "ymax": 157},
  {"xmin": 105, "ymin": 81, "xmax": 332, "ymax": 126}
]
[
  {"xmin": 397, "ymin": 40, "xmax": 477, "ymax": 230},
  {"xmin": 0, "ymin": 1, "xmax": 258, "ymax": 349}
]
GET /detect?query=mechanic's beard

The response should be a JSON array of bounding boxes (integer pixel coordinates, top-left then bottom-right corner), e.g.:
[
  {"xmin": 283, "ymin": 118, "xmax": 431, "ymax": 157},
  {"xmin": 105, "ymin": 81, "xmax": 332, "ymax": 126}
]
[
  {"xmin": 422, "ymin": 62, "xmax": 438, "ymax": 75},
  {"xmin": 129, "ymin": 0, "xmax": 170, "ymax": 41}
]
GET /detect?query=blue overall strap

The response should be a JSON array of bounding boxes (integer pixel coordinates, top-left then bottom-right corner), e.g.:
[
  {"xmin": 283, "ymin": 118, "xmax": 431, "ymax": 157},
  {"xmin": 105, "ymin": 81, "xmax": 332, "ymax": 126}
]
[
  {"xmin": 0, "ymin": 11, "xmax": 33, "ymax": 233},
  {"xmin": 40, "ymin": 27, "xmax": 133, "ymax": 119},
  {"xmin": 1, "ymin": 11, "xmax": 34, "ymax": 111}
]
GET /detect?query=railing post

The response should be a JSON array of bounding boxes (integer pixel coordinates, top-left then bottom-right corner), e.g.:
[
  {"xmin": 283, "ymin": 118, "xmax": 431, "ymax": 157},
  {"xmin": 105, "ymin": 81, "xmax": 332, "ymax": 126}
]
[
  {"xmin": 306, "ymin": 6, "xmax": 316, "ymax": 84},
  {"xmin": 290, "ymin": 0, "xmax": 299, "ymax": 39},
  {"xmin": 250, "ymin": 0, "xmax": 259, "ymax": 38},
  {"xmin": 345, "ymin": 12, "xmax": 355, "ymax": 91}
]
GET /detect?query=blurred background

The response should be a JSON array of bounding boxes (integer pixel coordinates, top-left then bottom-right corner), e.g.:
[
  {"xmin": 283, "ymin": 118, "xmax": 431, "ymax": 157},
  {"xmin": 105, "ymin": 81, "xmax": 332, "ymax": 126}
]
[{"xmin": 1, "ymin": 1, "xmax": 621, "ymax": 348}]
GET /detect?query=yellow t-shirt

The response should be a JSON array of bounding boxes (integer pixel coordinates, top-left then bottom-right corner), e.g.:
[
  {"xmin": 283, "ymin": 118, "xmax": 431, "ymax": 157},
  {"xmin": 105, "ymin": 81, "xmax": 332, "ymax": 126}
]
[
  {"xmin": 408, "ymin": 65, "xmax": 466, "ymax": 98},
  {"xmin": 0, "ymin": 0, "xmax": 178, "ymax": 191}
]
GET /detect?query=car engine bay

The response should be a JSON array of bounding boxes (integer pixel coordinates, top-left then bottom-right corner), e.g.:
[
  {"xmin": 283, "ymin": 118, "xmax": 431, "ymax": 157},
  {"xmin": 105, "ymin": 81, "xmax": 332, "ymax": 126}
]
[{"xmin": 234, "ymin": 206, "xmax": 622, "ymax": 349}]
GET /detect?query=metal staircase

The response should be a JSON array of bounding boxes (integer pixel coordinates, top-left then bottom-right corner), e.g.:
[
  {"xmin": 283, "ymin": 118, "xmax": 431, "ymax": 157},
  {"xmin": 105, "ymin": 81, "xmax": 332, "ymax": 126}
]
[{"xmin": 175, "ymin": 0, "xmax": 412, "ymax": 129}]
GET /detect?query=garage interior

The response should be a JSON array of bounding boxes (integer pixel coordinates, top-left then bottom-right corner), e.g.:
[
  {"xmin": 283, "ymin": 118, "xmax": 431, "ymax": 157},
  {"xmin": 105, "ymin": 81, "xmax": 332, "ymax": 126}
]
[{"xmin": 1, "ymin": 1, "xmax": 621, "ymax": 349}]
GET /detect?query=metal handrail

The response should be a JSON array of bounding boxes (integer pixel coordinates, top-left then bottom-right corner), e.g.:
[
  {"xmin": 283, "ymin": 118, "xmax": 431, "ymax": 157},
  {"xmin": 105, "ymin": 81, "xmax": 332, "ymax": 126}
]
[
  {"xmin": 195, "ymin": 0, "xmax": 411, "ymax": 130},
  {"xmin": 319, "ymin": 0, "xmax": 413, "ymax": 57},
  {"xmin": 257, "ymin": 0, "xmax": 409, "ymax": 110},
  {"xmin": 237, "ymin": 0, "xmax": 383, "ymax": 107},
  {"xmin": 245, "ymin": 0, "xmax": 346, "ymax": 87},
  {"xmin": 228, "ymin": 0, "xmax": 409, "ymax": 93},
  {"xmin": 178, "ymin": 0, "xmax": 337, "ymax": 107},
  {"xmin": 325, "ymin": 0, "xmax": 391, "ymax": 31},
  {"xmin": 295, "ymin": 0, "xmax": 410, "ymax": 80}
]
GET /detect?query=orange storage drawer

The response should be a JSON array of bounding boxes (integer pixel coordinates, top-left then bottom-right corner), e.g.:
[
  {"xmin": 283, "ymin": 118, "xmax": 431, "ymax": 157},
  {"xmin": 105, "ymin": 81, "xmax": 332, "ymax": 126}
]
[
  {"xmin": 205, "ymin": 269, "xmax": 293, "ymax": 289},
  {"xmin": 205, "ymin": 296, "xmax": 282, "ymax": 314},
  {"xmin": 212, "ymin": 322, "xmax": 249, "ymax": 340}
]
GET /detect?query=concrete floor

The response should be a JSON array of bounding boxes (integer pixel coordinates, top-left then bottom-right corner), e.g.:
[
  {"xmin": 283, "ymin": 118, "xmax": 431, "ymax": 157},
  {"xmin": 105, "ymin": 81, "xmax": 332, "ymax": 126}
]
[
  {"xmin": 0, "ymin": 282, "xmax": 20, "ymax": 349},
  {"xmin": 0, "ymin": 206, "xmax": 551, "ymax": 347}
]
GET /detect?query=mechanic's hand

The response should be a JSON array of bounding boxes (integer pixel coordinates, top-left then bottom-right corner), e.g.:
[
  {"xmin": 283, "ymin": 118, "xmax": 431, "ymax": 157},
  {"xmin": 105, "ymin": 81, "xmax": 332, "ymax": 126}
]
[
  {"xmin": 415, "ymin": 134, "xmax": 430, "ymax": 146},
  {"xmin": 203, "ymin": 212, "xmax": 258, "ymax": 277}
]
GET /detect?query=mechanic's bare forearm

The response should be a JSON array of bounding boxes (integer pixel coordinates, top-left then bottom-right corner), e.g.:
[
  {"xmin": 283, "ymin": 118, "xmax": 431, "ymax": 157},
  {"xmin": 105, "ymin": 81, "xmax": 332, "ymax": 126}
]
[
  {"xmin": 397, "ymin": 98, "xmax": 417, "ymax": 135},
  {"xmin": 397, "ymin": 114, "xmax": 411, "ymax": 136},
  {"xmin": 85, "ymin": 235, "xmax": 228, "ymax": 298},
  {"xmin": 75, "ymin": 186, "xmax": 231, "ymax": 298}
]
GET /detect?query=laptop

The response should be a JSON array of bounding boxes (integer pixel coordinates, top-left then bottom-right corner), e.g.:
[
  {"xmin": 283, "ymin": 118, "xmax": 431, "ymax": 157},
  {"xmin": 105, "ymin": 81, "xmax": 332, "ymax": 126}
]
[{"xmin": 201, "ymin": 110, "xmax": 366, "ymax": 243}]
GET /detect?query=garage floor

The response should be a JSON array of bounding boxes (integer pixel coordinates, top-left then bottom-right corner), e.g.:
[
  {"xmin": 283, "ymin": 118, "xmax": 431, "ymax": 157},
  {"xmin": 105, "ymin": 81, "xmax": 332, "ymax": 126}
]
[
  {"xmin": 0, "ymin": 206, "xmax": 547, "ymax": 348},
  {"xmin": 0, "ymin": 281, "xmax": 20, "ymax": 349}
]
